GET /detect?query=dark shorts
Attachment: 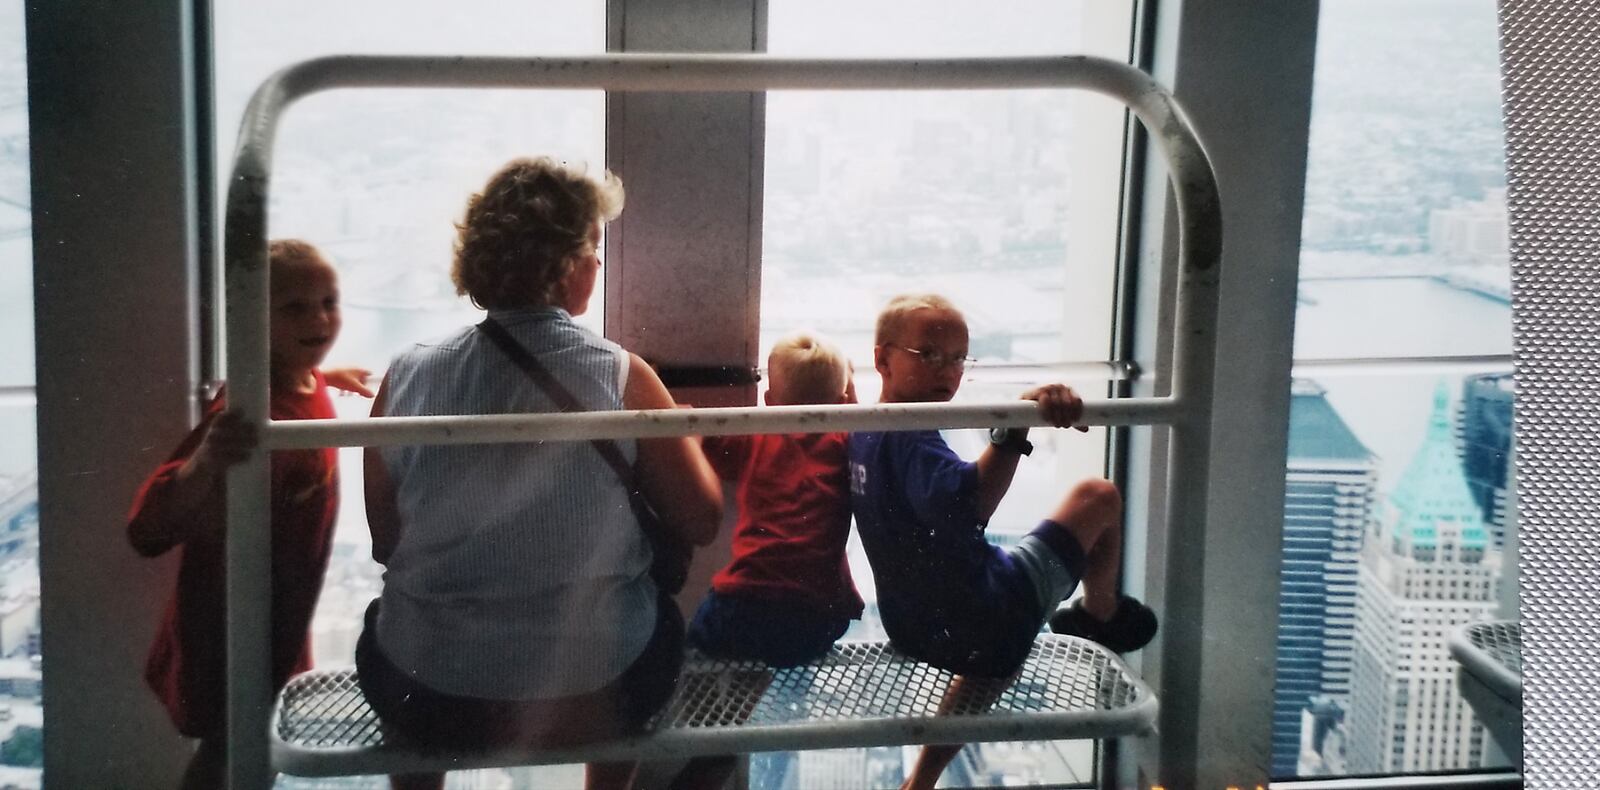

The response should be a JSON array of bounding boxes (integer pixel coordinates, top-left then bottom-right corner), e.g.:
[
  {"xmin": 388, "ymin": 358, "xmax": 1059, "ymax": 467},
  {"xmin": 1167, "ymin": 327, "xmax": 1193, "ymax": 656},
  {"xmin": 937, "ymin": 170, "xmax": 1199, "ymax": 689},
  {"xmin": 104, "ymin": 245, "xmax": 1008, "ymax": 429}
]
[
  {"xmin": 887, "ymin": 520, "xmax": 1089, "ymax": 679},
  {"xmin": 688, "ymin": 590, "xmax": 852, "ymax": 668},
  {"xmin": 354, "ymin": 591, "xmax": 684, "ymax": 752},
  {"xmin": 1007, "ymin": 519, "xmax": 1090, "ymax": 622}
]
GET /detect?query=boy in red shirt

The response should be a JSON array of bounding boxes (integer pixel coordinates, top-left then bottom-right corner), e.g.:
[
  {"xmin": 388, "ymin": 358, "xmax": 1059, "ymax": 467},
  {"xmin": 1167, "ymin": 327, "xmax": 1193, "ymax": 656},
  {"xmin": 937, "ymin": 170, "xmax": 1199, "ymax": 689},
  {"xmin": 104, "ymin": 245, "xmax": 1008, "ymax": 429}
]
[
  {"xmin": 689, "ymin": 331, "xmax": 864, "ymax": 667},
  {"xmin": 127, "ymin": 239, "xmax": 368, "ymax": 789},
  {"xmin": 672, "ymin": 332, "xmax": 862, "ymax": 790}
]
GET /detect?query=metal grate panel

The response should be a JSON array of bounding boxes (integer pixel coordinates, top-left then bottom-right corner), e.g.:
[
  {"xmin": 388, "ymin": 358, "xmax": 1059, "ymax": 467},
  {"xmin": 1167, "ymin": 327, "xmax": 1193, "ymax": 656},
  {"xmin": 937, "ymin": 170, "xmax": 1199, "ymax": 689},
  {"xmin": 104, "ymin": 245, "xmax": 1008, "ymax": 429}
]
[
  {"xmin": 272, "ymin": 635, "xmax": 1155, "ymax": 777},
  {"xmin": 1499, "ymin": 0, "xmax": 1600, "ymax": 782},
  {"xmin": 1450, "ymin": 620, "xmax": 1522, "ymax": 703}
]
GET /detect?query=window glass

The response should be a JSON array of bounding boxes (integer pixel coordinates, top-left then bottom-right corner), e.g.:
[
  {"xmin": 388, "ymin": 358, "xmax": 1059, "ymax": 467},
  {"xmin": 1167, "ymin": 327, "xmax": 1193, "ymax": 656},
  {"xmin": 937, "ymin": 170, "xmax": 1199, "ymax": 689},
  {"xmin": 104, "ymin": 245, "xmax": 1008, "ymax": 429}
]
[
  {"xmin": 1277, "ymin": 0, "xmax": 1517, "ymax": 779},
  {"xmin": 0, "ymin": 0, "xmax": 33, "ymax": 387},
  {"xmin": 0, "ymin": 0, "xmax": 40, "ymax": 786},
  {"xmin": 212, "ymin": 6, "xmax": 606, "ymax": 788},
  {"xmin": 759, "ymin": 2, "xmax": 1134, "ymax": 786},
  {"xmin": 214, "ymin": 0, "xmax": 609, "ymax": 368}
]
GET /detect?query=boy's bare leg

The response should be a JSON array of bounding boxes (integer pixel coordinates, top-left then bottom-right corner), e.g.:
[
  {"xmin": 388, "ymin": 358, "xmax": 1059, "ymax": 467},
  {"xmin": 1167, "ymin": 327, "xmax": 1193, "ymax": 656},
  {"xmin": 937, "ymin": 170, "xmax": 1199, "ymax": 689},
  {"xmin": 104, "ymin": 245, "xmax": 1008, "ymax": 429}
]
[
  {"xmin": 587, "ymin": 760, "xmax": 638, "ymax": 790},
  {"xmin": 1048, "ymin": 479, "xmax": 1124, "ymax": 621},
  {"xmin": 902, "ymin": 674, "xmax": 1011, "ymax": 790},
  {"xmin": 903, "ymin": 743, "xmax": 962, "ymax": 790}
]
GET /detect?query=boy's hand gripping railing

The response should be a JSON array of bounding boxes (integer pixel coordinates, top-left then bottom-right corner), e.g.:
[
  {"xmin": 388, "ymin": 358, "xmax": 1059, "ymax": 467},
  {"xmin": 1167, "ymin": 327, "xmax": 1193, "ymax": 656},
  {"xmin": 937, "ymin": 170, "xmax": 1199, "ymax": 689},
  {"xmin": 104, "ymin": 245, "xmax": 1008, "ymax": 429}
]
[{"xmin": 224, "ymin": 53, "xmax": 1221, "ymax": 788}]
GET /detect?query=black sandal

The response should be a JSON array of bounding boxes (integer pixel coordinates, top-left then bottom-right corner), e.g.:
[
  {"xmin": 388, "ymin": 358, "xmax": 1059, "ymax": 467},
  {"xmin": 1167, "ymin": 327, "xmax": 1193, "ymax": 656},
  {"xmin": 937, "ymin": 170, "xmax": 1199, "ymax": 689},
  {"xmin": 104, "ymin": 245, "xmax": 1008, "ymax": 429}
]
[{"xmin": 1048, "ymin": 595, "xmax": 1158, "ymax": 654}]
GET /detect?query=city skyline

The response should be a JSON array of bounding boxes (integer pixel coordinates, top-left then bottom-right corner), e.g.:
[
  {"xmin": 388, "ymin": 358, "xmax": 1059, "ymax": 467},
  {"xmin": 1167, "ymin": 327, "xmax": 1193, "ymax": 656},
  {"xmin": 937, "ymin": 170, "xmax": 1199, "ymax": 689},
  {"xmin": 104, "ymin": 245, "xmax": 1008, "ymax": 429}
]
[{"xmin": 1282, "ymin": 375, "xmax": 1514, "ymax": 777}]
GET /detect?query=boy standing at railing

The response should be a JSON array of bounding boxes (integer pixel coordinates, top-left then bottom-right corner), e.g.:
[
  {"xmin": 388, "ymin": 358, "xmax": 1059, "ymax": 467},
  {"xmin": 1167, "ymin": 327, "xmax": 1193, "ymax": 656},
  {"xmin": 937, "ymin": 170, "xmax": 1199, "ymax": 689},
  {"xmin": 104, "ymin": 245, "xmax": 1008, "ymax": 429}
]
[
  {"xmin": 848, "ymin": 293, "xmax": 1157, "ymax": 790},
  {"xmin": 126, "ymin": 239, "xmax": 370, "ymax": 790}
]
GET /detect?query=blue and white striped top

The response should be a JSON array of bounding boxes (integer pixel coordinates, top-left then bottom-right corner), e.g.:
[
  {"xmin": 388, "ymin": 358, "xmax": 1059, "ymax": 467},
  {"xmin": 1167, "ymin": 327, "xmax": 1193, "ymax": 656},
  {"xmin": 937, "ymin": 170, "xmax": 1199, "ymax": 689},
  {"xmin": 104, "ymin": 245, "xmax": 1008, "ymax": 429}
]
[{"xmin": 374, "ymin": 306, "xmax": 657, "ymax": 700}]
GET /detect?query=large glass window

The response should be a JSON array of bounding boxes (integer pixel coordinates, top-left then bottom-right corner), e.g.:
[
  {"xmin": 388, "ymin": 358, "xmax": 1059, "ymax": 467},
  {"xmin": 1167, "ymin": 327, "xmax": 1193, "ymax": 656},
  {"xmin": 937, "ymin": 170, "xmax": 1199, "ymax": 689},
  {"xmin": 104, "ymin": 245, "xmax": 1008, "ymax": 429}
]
[
  {"xmin": 1274, "ymin": 0, "xmax": 1515, "ymax": 780},
  {"xmin": 758, "ymin": 2, "xmax": 1134, "ymax": 786},
  {"xmin": 0, "ymin": 0, "xmax": 41, "ymax": 786},
  {"xmin": 212, "ymin": 5, "xmax": 605, "ymax": 787}
]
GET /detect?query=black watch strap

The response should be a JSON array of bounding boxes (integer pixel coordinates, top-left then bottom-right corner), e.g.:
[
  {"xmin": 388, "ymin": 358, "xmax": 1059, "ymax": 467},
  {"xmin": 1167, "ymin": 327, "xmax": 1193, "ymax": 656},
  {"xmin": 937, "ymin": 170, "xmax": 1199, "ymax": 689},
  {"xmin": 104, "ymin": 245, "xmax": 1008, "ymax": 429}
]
[{"xmin": 989, "ymin": 426, "xmax": 1034, "ymax": 456}]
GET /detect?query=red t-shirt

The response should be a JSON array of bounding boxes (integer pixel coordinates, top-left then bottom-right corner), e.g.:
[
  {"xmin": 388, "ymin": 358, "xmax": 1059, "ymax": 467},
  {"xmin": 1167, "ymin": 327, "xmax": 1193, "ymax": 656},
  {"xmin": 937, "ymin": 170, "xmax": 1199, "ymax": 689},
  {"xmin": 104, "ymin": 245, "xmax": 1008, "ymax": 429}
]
[
  {"xmin": 702, "ymin": 432, "xmax": 863, "ymax": 617},
  {"xmin": 127, "ymin": 374, "xmax": 338, "ymax": 738}
]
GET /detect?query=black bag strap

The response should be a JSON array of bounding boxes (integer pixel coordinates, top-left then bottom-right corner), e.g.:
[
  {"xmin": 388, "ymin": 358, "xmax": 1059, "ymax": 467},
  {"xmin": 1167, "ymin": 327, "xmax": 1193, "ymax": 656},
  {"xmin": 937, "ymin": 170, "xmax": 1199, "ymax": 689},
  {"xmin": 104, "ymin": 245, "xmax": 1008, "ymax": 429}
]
[{"xmin": 476, "ymin": 317, "xmax": 643, "ymax": 495}]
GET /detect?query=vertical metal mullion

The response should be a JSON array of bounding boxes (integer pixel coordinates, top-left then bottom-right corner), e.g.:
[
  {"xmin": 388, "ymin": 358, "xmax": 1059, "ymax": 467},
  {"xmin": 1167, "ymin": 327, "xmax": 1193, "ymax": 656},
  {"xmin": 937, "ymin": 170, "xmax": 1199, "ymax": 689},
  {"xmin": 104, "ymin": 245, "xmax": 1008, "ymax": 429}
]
[
  {"xmin": 192, "ymin": 0, "xmax": 219, "ymax": 405},
  {"xmin": 1123, "ymin": 2, "xmax": 1317, "ymax": 787},
  {"xmin": 28, "ymin": 0, "xmax": 206, "ymax": 784},
  {"xmin": 1104, "ymin": 0, "xmax": 1160, "ymax": 493},
  {"xmin": 1101, "ymin": 5, "xmax": 1160, "ymax": 787}
]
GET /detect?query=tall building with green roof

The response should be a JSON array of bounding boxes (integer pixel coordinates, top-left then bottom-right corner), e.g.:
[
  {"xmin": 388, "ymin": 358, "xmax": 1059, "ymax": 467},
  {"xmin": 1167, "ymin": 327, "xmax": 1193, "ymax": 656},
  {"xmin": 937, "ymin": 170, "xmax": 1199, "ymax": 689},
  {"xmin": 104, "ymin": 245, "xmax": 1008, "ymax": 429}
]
[{"xmin": 1348, "ymin": 380, "xmax": 1499, "ymax": 773}]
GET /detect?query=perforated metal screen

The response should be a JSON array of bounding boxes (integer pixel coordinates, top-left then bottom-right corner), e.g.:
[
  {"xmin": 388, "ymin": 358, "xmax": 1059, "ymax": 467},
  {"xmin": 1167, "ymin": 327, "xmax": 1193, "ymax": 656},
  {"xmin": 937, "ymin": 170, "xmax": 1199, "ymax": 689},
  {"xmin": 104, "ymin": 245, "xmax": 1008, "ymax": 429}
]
[
  {"xmin": 1499, "ymin": 1, "xmax": 1600, "ymax": 785},
  {"xmin": 272, "ymin": 635, "xmax": 1155, "ymax": 777}
]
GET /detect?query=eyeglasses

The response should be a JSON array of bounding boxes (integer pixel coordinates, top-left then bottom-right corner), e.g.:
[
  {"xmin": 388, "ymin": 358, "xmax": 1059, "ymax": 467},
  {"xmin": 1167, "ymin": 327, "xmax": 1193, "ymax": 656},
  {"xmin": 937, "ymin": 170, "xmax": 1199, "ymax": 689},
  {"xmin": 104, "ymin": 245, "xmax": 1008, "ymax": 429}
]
[{"xmin": 885, "ymin": 344, "xmax": 976, "ymax": 372}]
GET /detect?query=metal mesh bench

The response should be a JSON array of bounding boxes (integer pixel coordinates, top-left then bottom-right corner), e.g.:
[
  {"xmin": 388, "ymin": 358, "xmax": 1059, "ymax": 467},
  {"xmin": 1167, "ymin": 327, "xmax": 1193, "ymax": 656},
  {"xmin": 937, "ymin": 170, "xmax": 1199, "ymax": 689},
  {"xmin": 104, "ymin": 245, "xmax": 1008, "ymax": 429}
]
[
  {"xmin": 272, "ymin": 634, "xmax": 1157, "ymax": 777},
  {"xmin": 1448, "ymin": 620, "xmax": 1521, "ymax": 762}
]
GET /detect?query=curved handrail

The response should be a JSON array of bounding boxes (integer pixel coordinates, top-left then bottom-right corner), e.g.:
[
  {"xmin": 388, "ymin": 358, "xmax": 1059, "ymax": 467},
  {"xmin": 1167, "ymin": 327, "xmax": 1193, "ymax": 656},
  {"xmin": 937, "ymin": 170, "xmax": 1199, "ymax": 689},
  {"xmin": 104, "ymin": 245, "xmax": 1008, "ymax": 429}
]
[{"xmin": 222, "ymin": 54, "xmax": 1222, "ymax": 788}]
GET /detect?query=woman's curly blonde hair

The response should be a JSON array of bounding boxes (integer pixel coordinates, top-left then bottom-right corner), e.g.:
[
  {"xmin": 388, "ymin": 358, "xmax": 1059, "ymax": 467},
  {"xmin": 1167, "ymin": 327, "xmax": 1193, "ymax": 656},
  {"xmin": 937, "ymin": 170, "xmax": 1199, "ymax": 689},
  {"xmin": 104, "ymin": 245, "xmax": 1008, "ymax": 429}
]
[{"xmin": 451, "ymin": 157, "xmax": 624, "ymax": 310}]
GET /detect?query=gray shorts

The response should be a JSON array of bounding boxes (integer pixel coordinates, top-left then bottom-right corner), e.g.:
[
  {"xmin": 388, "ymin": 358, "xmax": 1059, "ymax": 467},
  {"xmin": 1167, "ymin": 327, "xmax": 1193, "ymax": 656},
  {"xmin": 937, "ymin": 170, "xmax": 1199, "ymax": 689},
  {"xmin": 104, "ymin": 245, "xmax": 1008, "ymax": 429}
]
[{"xmin": 1008, "ymin": 520, "xmax": 1090, "ymax": 620}]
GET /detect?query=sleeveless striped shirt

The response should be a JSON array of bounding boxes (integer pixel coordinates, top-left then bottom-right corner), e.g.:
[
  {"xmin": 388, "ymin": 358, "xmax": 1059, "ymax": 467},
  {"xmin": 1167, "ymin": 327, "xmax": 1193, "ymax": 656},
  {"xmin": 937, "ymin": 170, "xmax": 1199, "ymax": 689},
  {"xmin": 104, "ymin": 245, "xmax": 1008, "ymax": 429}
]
[{"xmin": 374, "ymin": 307, "xmax": 656, "ymax": 700}]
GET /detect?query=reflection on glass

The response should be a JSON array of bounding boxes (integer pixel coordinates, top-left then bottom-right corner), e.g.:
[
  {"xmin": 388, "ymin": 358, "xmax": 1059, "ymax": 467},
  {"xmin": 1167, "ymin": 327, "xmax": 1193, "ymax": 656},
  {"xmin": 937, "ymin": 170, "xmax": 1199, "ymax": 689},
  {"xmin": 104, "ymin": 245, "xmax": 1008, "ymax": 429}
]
[
  {"xmin": 217, "ymin": 6, "xmax": 607, "ymax": 787},
  {"xmin": 0, "ymin": 0, "xmax": 32, "ymax": 390},
  {"xmin": 0, "ymin": 403, "xmax": 39, "ymax": 786},
  {"xmin": 762, "ymin": 89, "xmax": 1095, "ymax": 368},
  {"xmin": 0, "ymin": 1, "xmax": 40, "ymax": 785},
  {"xmin": 760, "ymin": 0, "xmax": 1134, "ymax": 370},
  {"xmin": 214, "ymin": 0, "xmax": 609, "ymax": 372},
  {"xmin": 1280, "ymin": 0, "xmax": 1515, "ymax": 779},
  {"xmin": 1297, "ymin": 0, "xmax": 1508, "ymax": 359},
  {"xmin": 0, "ymin": 0, "xmax": 30, "ymax": 448}
]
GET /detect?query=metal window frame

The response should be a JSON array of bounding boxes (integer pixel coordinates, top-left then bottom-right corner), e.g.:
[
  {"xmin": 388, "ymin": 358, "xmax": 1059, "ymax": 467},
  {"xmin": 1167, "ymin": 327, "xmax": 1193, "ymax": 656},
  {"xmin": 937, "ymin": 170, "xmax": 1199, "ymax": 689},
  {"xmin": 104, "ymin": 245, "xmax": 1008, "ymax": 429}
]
[{"xmin": 27, "ymin": 1, "xmax": 207, "ymax": 786}]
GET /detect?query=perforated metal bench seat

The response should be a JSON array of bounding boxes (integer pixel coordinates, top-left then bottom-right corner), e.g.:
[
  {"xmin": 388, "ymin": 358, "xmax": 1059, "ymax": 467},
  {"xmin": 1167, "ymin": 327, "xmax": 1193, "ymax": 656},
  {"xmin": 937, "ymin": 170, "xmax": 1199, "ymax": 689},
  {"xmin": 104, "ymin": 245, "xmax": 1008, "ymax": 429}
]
[
  {"xmin": 1450, "ymin": 620, "xmax": 1521, "ymax": 702},
  {"xmin": 1449, "ymin": 620, "xmax": 1521, "ymax": 761},
  {"xmin": 272, "ymin": 634, "xmax": 1157, "ymax": 777}
]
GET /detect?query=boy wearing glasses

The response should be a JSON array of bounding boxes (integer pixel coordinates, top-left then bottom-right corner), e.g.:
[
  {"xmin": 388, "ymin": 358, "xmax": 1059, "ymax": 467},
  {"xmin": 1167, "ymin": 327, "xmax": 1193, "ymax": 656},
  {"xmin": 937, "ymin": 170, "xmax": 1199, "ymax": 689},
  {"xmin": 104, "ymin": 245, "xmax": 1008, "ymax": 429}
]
[{"xmin": 848, "ymin": 293, "xmax": 1157, "ymax": 790}]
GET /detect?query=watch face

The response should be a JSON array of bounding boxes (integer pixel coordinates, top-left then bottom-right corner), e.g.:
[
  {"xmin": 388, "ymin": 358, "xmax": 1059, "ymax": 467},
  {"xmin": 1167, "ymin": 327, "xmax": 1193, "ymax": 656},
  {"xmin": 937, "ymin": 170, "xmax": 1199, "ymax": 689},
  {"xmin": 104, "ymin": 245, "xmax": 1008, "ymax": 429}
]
[{"xmin": 990, "ymin": 427, "xmax": 1032, "ymax": 455}]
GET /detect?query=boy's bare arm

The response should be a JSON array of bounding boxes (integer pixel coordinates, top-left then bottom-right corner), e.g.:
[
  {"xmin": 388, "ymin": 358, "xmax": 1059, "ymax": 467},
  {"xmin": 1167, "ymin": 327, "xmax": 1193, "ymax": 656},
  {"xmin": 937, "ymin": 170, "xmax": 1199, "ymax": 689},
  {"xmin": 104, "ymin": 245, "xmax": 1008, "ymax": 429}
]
[
  {"xmin": 972, "ymin": 384, "xmax": 1086, "ymax": 523},
  {"xmin": 626, "ymin": 353, "xmax": 723, "ymax": 546},
  {"xmin": 323, "ymin": 366, "xmax": 376, "ymax": 398},
  {"xmin": 128, "ymin": 411, "xmax": 258, "ymax": 556},
  {"xmin": 974, "ymin": 444, "xmax": 1026, "ymax": 523},
  {"xmin": 364, "ymin": 376, "xmax": 402, "ymax": 564}
]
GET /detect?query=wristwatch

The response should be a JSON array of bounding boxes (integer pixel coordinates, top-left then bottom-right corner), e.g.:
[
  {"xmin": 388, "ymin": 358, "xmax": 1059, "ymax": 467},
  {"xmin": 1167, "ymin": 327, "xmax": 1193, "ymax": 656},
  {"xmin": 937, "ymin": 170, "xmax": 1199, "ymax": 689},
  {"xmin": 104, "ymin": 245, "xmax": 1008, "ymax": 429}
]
[{"xmin": 989, "ymin": 426, "xmax": 1034, "ymax": 456}]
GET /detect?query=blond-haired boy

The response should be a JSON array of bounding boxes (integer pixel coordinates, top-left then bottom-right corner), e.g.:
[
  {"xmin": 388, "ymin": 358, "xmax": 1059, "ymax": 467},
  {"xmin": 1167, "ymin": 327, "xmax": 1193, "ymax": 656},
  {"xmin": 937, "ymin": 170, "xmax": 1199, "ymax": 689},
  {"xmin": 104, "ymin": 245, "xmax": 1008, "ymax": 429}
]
[
  {"xmin": 689, "ymin": 331, "xmax": 864, "ymax": 666},
  {"xmin": 127, "ymin": 239, "xmax": 370, "ymax": 789},
  {"xmin": 849, "ymin": 294, "xmax": 1156, "ymax": 790}
]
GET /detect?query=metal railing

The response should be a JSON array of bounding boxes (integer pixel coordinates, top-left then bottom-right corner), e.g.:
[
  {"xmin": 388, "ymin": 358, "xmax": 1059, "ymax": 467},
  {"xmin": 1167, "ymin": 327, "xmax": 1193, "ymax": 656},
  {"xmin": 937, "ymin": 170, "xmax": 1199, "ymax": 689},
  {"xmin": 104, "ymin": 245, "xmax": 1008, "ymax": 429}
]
[{"xmin": 223, "ymin": 53, "xmax": 1222, "ymax": 788}]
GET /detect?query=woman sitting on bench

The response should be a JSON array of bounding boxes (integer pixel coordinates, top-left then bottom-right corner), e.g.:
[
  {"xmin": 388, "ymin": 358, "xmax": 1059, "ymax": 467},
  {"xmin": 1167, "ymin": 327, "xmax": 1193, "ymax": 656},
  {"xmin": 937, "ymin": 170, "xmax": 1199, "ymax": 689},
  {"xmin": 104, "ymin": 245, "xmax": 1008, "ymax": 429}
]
[{"xmin": 357, "ymin": 157, "xmax": 722, "ymax": 790}]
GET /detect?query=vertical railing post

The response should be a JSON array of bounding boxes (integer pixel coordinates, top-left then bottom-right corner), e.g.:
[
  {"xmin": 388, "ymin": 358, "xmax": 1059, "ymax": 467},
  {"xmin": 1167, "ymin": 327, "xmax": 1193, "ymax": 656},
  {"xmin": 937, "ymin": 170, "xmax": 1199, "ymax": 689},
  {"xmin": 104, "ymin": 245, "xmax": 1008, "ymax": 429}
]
[
  {"xmin": 222, "ymin": 78, "xmax": 286, "ymax": 790},
  {"xmin": 1139, "ymin": 82, "xmax": 1226, "ymax": 786}
]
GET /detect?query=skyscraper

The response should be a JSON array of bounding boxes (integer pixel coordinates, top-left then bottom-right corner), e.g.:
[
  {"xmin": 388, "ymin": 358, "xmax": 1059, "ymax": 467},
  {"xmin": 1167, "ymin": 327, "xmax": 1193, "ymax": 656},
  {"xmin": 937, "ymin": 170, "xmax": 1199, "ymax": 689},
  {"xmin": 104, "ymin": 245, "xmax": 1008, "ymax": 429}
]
[
  {"xmin": 1347, "ymin": 383, "xmax": 1498, "ymax": 773},
  {"xmin": 1458, "ymin": 373, "xmax": 1513, "ymax": 549},
  {"xmin": 1273, "ymin": 380, "xmax": 1379, "ymax": 776}
]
